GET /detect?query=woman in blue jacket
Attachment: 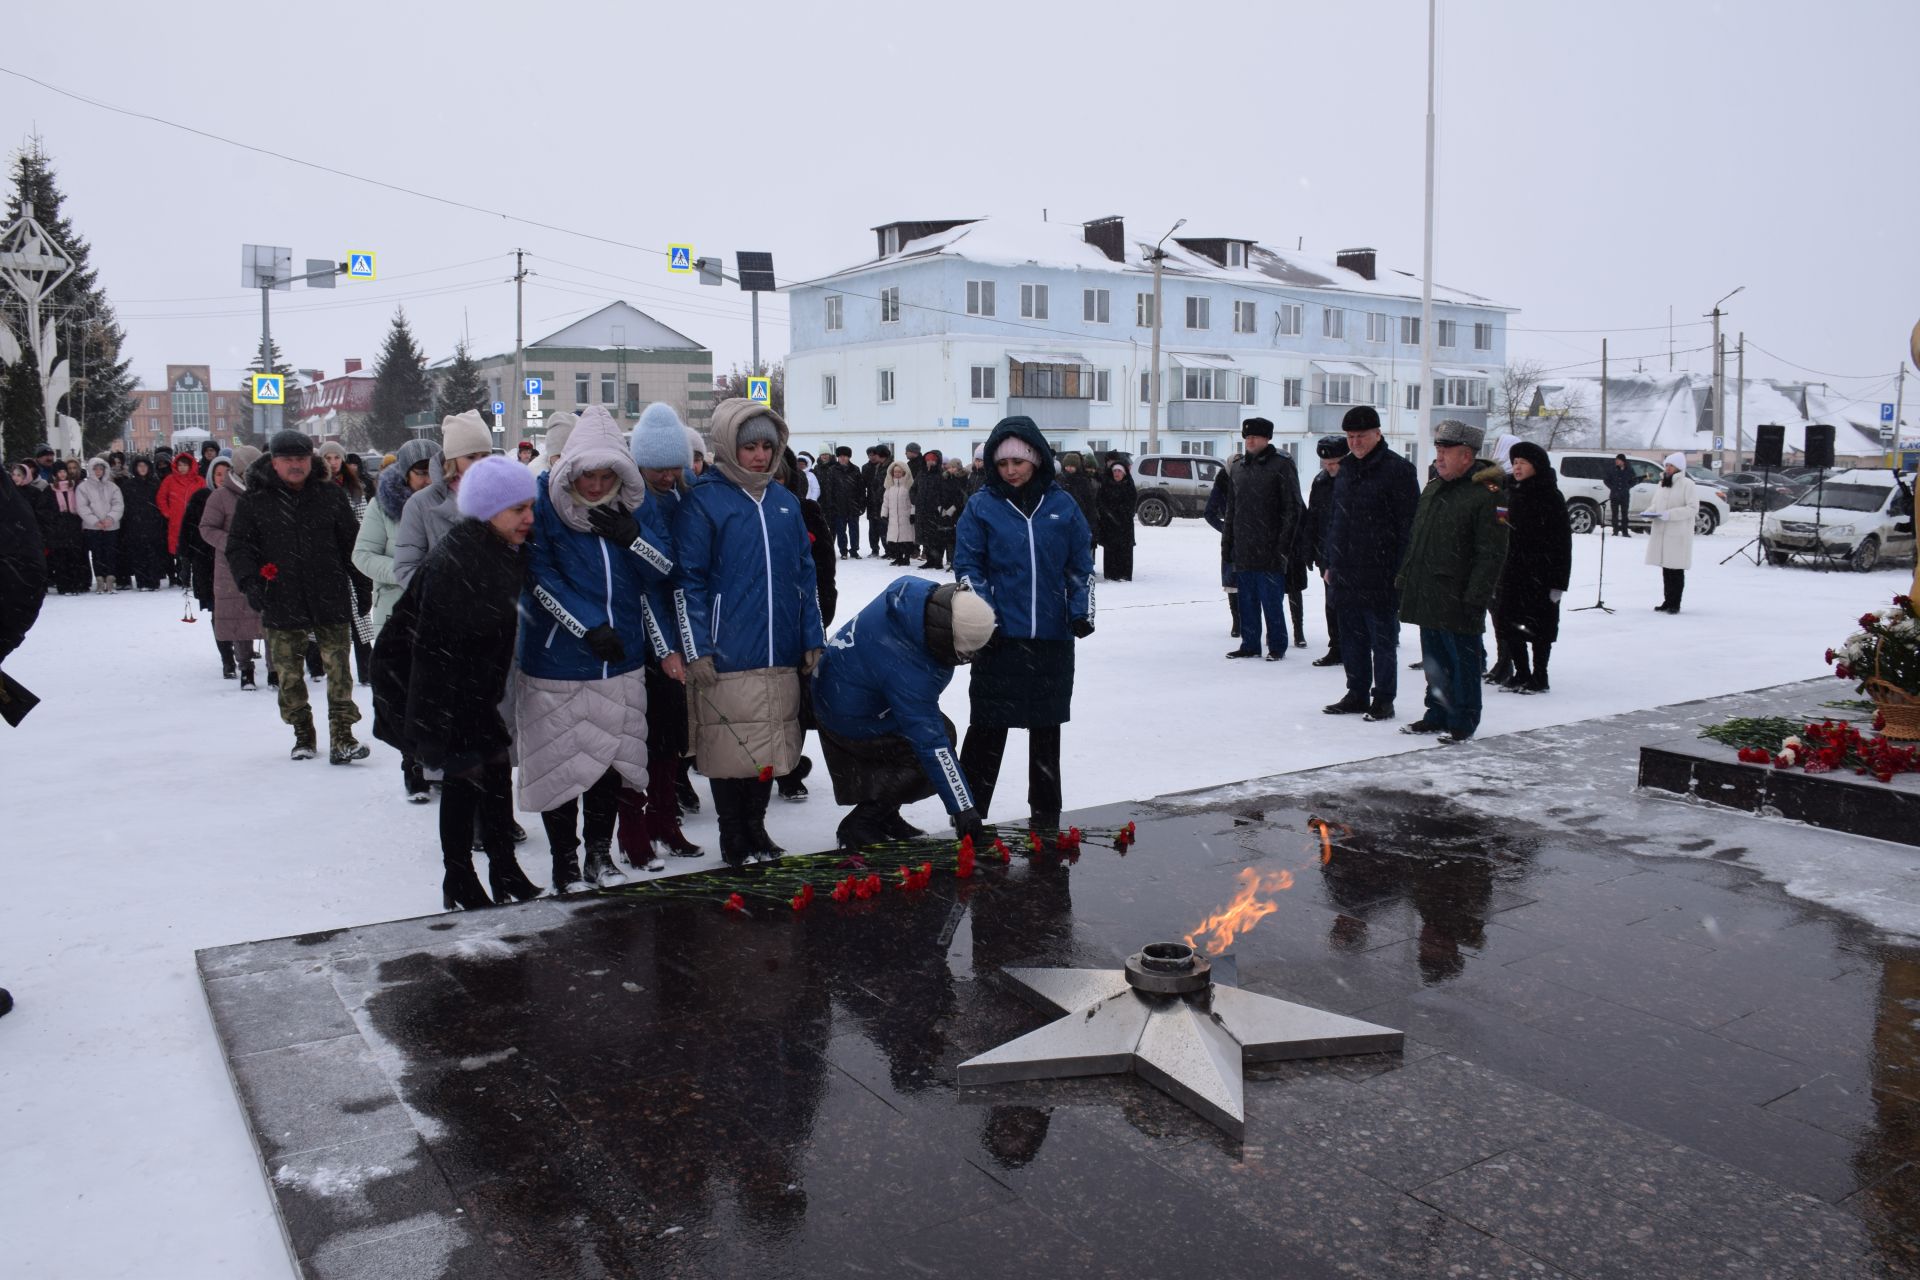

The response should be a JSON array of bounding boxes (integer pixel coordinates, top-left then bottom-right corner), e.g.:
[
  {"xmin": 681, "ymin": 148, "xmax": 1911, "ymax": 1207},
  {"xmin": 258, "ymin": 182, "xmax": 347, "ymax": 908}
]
[
  {"xmin": 953, "ymin": 416, "xmax": 1094, "ymax": 830},
  {"xmin": 516, "ymin": 406, "xmax": 679, "ymax": 889},
  {"xmin": 672, "ymin": 398, "xmax": 824, "ymax": 866}
]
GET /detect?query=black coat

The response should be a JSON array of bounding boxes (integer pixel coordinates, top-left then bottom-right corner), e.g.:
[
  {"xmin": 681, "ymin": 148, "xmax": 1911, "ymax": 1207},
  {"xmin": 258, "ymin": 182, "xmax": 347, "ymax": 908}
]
[
  {"xmin": 914, "ymin": 470, "xmax": 966, "ymax": 547},
  {"xmin": 181, "ymin": 487, "xmax": 217, "ymax": 609},
  {"xmin": 803, "ymin": 495, "xmax": 838, "ymax": 627},
  {"xmin": 1324, "ymin": 443, "xmax": 1420, "ymax": 607},
  {"xmin": 1220, "ymin": 444, "xmax": 1303, "ymax": 574},
  {"xmin": 1603, "ymin": 462, "xmax": 1637, "ymax": 503},
  {"xmin": 1495, "ymin": 466, "xmax": 1573, "ymax": 643},
  {"xmin": 860, "ymin": 458, "xmax": 889, "ymax": 519},
  {"xmin": 1305, "ymin": 468, "xmax": 1337, "ymax": 570},
  {"xmin": 223, "ymin": 456, "xmax": 362, "ymax": 631},
  {"xmin": 820, "ymin": 461, "xmax": 866, "ymax": 521},
  {"xmin": 1061, "ymin": 469, "xmax": 1099, "ymax": 535},
  {"xmin": 373, "ymin": 519, "xmax": 523, "ymax": 775},
  {"xmin": 0, "ymin": 478, "xmax": 47, "ymax": 662},
  {"xmin": 1095, "ymin": 470, "xmax": 1136, "ymax": 548},
  {"xmin": 967, "ymin": 467, "xmax": 989, "ymax": 497}
]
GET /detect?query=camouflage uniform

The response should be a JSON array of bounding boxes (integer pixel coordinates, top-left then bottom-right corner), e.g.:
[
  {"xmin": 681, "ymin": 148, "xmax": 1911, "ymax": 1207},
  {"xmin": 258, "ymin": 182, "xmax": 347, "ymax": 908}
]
[{"xmin": 267, "ymin": 624, "xmax": 359, "ymax": 749}]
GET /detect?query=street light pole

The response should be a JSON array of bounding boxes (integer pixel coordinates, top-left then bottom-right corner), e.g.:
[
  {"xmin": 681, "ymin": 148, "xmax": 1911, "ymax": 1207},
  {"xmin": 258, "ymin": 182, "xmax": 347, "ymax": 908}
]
[
  {"xmin": 1417, "ymin": 0, "xmax": 1437, "ymax": 464},
  {"xmin": 1147, "ymin": 218, "xmax": 1184, "ymax": 455},
  {"xmin": 1708, "ymin": 285, "xmax": 1743, "ymax": 466}
]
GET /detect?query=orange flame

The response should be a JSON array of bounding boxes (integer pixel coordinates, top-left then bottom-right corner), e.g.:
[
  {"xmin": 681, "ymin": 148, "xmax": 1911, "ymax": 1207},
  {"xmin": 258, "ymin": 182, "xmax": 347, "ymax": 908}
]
[{"xmin": 1184, "ymin": 867, "xmax": 1295, "ymax": 955}]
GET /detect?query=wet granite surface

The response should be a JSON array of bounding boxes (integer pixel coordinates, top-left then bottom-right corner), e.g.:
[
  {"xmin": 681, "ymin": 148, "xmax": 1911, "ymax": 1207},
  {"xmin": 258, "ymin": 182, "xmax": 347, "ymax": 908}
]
[{"xmin": 199, "ymin": 681, "xmax": 1920, "ymax": 1279}]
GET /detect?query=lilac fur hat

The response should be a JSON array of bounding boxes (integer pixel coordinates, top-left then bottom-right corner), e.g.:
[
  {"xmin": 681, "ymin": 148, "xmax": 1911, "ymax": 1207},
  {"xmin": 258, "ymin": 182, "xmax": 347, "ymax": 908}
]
[{"xmin": 456, "ymin": 454, "xmax": 536, "ymax": 521}]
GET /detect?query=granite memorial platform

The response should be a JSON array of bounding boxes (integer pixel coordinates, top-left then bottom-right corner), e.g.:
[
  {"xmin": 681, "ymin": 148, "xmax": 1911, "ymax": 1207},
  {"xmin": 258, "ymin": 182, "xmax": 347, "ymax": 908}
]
[{"xmin": 200, "ymin": 682, "xmax": 1920, "ymax": 1279}]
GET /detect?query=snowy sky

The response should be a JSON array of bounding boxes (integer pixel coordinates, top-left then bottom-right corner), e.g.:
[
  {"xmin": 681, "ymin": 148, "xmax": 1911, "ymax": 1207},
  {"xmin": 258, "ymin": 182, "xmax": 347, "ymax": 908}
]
[{"xmin": 5, "ymin": 0, "xmax": 1917, "ymax": 405}]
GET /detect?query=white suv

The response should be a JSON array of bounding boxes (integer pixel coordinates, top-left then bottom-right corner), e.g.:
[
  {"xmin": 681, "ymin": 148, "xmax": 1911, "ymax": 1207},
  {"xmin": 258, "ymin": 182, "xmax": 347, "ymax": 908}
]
[
  {"xmin": 1550, "ymin": 451, "xmax": 1729, "ymax": 536},
  {"xmin": 1760, "ymin": 469, "xmax": 1916, "ymax": 571}
]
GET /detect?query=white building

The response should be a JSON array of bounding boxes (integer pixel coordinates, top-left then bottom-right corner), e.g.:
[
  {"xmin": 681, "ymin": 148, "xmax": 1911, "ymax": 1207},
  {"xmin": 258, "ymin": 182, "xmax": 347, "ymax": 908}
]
[{"xmin": 782, "ymin": 215, "xmax": 1514, "ymax": 464}]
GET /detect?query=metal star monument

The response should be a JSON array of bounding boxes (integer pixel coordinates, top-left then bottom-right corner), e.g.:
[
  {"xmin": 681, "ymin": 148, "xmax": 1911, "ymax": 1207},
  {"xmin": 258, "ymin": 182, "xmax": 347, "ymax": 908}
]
[{"xmin": 957, "ymin": 942, "xmax": 1402, "ymax": 1138}]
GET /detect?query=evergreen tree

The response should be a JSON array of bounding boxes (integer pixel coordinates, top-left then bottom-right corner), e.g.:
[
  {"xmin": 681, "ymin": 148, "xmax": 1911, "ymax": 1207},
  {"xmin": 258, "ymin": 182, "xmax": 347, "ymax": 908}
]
[
  {"xmin": 0, "ymin": 137, "xmax": 138, "ymax": 460},
  {"xmin": 365, "ymin": 307, "xmax": 433, "ymax": 452},
  {"xmin": 435, "ymin": 339, "xmax": 491, "ymax": 425}
]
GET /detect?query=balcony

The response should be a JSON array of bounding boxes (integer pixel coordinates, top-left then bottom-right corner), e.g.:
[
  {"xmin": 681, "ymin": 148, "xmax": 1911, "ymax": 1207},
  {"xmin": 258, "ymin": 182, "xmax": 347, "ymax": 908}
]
[
  {"xmin": 1006, "ymin": 396, "xmax": 1089, "ymax": 430},
  {"xmin": 1167, "ymin": 400, "xmax": 1241, "ymax": 432}
]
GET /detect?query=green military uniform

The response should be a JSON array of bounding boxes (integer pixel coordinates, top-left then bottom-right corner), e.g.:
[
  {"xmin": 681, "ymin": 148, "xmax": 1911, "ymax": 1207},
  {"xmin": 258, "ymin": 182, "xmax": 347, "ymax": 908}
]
[{"xmin": 1399, "ymin": 457, "xmax": 1510, "ymax": 739}]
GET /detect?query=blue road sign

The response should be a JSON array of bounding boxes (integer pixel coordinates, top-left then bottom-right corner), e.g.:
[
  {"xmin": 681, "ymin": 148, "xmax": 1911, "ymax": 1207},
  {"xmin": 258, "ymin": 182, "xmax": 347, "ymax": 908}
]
[
  {"xmin": 747, "ymin": 376, "xmax": 771, "ymax": 405},
  {"xmin": 525, "ymin": 378, "xmax": 543, "ymax": 397},
  {"xmin": 492, "ymin": 400, "xmax": 505, "ymax": 416},
  {"xmin": 668, "ymin": 245, "xmax": 694, "ymax": 273},
  {"xmin": 250, "ymin": 373, "xmax": 284, "ymax": 405},
  {"xmin": 1882, "ymin": 402, "xmax": 1897, "ymax": 423},
  {"xmin": 346, "ymin": 252, "xmax": 376, "ymax": 280}
]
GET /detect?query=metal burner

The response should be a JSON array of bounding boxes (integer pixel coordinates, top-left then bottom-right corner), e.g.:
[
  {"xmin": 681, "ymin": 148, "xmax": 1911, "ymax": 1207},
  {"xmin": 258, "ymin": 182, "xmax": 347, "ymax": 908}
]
[{"xmin": 956, "ymin": 943, "xmax": 1402, "ymax": 1138}]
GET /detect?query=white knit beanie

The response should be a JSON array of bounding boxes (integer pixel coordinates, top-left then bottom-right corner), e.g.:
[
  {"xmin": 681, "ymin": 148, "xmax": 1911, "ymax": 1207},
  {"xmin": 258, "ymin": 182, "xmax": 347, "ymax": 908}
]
[
  {"xmin": 441, "ymin": 410, "xmax": 493, "ymax": 461},
  {"xmin": 1664, "ymin": 451, "xmax": 1686, "ymax": 471},
  {"xmin": 948, "ymin": 588, "xmax": 998, "ymax": 658},
  {"xmin": 994, "ymin": 436, "xmax": 1041, "ymax": 466}
]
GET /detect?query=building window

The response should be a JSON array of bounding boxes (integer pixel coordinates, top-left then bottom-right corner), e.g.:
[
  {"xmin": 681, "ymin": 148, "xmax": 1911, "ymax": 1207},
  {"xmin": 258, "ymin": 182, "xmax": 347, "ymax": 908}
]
[
  {"xmin": 626, "ymin": 383, "xmax": 639, "ymax": 415},
  {"xmin": 878, "ymin": 368, "xmax": 895, "ymax": 403},
  {"xmin": 882, "ymin": 226, "xmax": 900, "ymax": 255},
  {"xmin": 1180, "ymin": 439, "xmax": 1216, "ymax": 457},
  {"xmin": 1323, "ymin": 308, "xmax": 1344, "ymax": 340},
  {"xmin": 1436, "ymin": 319, "xmax": 1456, "ymax": 348},
  {"xmin": 1226, "ymin": 241, "xmax": 1247, "ymax": 268},
  {"xmin": 1282, "ymin": 378, "xmax": 1303, "ymax": 408},
  {"xmin": 1010, "ymin": 362, "xmax": 1093, "ymax": 399},
  {"xmin": 1366, "ymin": 312, "xmax": 1390, "ymax": 343},
  {"xmin": 1086, "ymin": 439, "xmax": 1111, "ymax": 456},
  {"xmin": 1139, "ymin": 371, "xmax": 1152, "ymax": 403},
  {"xmin": 1277, "ymin": 303, "xmax": 1302, "ymax": 337},
  {"xmin": 966, "ymin": 280, "xmax": 995, "ymax": 317},
  {"xmin": 1185, "ymin": 296, "xmax": 1210, "ymax": 330},
  {"xmin": 879, "ymin": 287, "xmax": 899, "ymax": 323},
  {"xmin": 1233, "ymin": 300, "xmax": 1256, "ymax": 334},
  {"xmin": 1473, "ymin": 322, "xmax": 1494, "ymax": 351},
  {"xmin": 148, "ymin": 395, "xmax": 161, "ymax": 410},
  {"xmin": 1400, "ymin": 315, "xmax": 1421, "ymax": 346},
  {"xmin": 1136, "ymin": 293, "xmax": 1155, "ymax": 327},
  {"xmin": 1372, "ymin": 379, "xmax": 1390, "ymax": 408},
  {"xmin": 1183, "ymin": 369, "xmax": 1240, "ymax": 401},
  {"xmin": 601, "ymin": 373, "xmax": 616, "ymax": 404},
  {"xmin": 1084, "ymin": 288, "xmax": 1110, "ymax": 324},
  {"xmin": 1433, "ymin": 377, "xmax": 1488, "ymax": 408},
  {"xmin": 1090, "ymin": 369, "xmax": 1111, "ymax": 403},
  {"xmin": 1405, "ymin": 384, "xmax": 1421, "ymax": 411},
  {"xmin": 825, "ymin": 294, "xmax": 843, "ymax": 331},
  {"xmin": 1319, "ymin": 374, "xmax": 1355, "ymax": 405},
  {"xmin": 970, "ymin": 366, "xmax": 996, "ymax": 400},
  {"xmin": 1020, "ymin": 283, "xmax": 1048, "ymax": 320},
  {"xmin": 822, "ymin": 374, "xmax": 837, "ymax": 408},
  {"xmin": 1242, "ymin": 376, "xmax": 1258, "ymax": 406},
  {"xmin": 574, "ymin": 373, "xmax": 590, "ymax": 403}
]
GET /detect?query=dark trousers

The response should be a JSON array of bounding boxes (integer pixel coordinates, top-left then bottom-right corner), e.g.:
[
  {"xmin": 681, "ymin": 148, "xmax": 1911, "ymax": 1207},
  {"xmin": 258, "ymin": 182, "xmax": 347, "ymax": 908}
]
[
  {"xmin": 540, "ymin": 766, "xmax": 622, "ymax": 855},
  {"xmin": 834, "ymin": 515, "xmax": 858, "ymax": 554},
  {"xmin": 1338, "ymin": 601, "xmax": 1400, "ymax": 703},
  {"xmin": 960, "ymin": 723, "xmax": 1062, "ymax": 820},
  {"xmin": 85, "ymin": 529, "xmax": 118, "ymax": 581},
  {"xmin": 1103, "ymin": 541, "xmax": 1134, "ymax": 581},
  {"xmin": 1610, "ymin": 496, "xmax": 1631, "ymax": 536},
  {"xmin": 866, "ymin": 513, "xmax": 886, "ymax": 554},
  {"xmin": 440, "ymin": 760, "xmax": 515, "ymax": 869},
  {"xmin": 1322, "ymin": 591, "xmax": 1340, "ymax": 657},
  {"xmin": 1235, "ymin": 570, "xmax": 1288, "ymax": 656},
  {"xmin": 1420, "ymin": 627, "xmax": 1486, "ymax": 738},
  {"xmin": 1661, "ymin": 568, "xmax": 1685, "ymax": 610}
]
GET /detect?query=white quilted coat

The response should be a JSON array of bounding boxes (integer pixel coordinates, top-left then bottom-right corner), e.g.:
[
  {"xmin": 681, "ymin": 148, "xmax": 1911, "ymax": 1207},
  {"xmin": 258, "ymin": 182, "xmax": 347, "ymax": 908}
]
[{"xmin": 514, "ymin": 667, "xmax": 649, "ymax": 812}]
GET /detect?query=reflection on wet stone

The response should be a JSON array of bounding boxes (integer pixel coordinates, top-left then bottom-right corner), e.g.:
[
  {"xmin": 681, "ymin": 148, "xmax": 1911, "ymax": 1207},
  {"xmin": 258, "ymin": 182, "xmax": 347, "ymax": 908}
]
[{"xmin": 196, "ymin": 687, "xmax": 1920, "ymax": 1277}]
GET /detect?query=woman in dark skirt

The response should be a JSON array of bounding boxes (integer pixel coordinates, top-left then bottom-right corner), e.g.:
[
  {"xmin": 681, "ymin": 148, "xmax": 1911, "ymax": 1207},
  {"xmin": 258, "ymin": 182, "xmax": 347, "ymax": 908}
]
[
  {"xmin": 953, "ymin": 416, "xmax": 1095, "ymax": 830},
  {"xmin": 1491, "ymin": 441, "xmax": 1572, "ymax": 694},
  {"xmin": 1095, "ymin": 456, "xmax": 1137, "ymax": 582}
]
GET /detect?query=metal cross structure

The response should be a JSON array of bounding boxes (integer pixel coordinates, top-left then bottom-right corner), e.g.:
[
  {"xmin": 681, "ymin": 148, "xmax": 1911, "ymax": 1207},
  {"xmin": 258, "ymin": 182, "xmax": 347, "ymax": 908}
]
[
  {"xmin": 957, "ymin": 943, "xmax": 1402, "ymax": 1138},
  {"xmin": 0, "ymin": 206, "xmax": 79, "ymax": 456}
]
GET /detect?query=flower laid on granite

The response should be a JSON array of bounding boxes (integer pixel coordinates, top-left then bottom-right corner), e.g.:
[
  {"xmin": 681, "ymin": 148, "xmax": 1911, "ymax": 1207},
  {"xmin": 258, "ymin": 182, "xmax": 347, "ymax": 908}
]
[
  {"xmin": 1053, "ymin": 826, "xmax": 1084, "ymax": 852},
  {"xmin": 789, "ymin": 883, "xmax": 815, "ymax": 912},
  {"xmin": 956, "ymin": 841, "xmax": 976, "ymax": 879},
  {"xmin": 898, "ymin": 862, "xmax": 933, "ymax": 892},
  {"xmin": 1705, "ymin": 716, "xmax": 1919, "ymax": 784},
  {"xmin": 992, "ymin": 837, "xmax": 1012, "ymax": 863},
  {"xmin": 722, "ymin": 892, "xmax": 746, "ymax": 914}
]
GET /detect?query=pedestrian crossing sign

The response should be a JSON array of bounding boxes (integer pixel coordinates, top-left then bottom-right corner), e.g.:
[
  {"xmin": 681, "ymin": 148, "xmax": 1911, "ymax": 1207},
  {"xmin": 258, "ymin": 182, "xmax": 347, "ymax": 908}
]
[
  {"xmin": 668, "ymin": 244, "xmax": 694, "ymax": 274},
  {"xmin": 747, "ymin": 376, "xmax": 771, "ymax": 405},
  {"xmin": 347, "ymin": 252, "xmax": 376, "ymax": 281},
  {"xmin": 251, "ymin": 374, "xmax": 285, "ymax": 405}
]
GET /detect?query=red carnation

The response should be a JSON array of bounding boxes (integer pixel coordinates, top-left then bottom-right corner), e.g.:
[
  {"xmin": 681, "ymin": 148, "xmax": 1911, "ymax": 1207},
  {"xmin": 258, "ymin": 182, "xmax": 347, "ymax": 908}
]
[
  {"xmin": 992, "ymin": 837, "xmax": 1012, "ymax": 863},
  {"xmin": 757, "ymin": 765, "xmax": 774, "ymax": 783},
  {"xmin": 259, "ymin": 563, "xmax": 280, "ymax": 581},
  {"xmin": 830, "ymin": 877, "xmax": 853, "ymax": 904},
  {"xmin": 790, "ymin": 883, "xmax": 815, "ymax": 912},
  {"xmin": 956, "ymin": 845, "xmax": 976, "ymax": 879},
  {"xmin": 723, "ymin": 892, "xmax": 746, "ymax": 914},
  {"xmin": 1860, "ymin": 613, "xmax": 1879, "ymax": 629}
]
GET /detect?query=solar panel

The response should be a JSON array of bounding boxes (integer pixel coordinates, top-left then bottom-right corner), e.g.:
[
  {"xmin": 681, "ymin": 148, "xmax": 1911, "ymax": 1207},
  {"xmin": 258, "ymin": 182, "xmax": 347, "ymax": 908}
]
[{"xmin": 736, "ymin": 251, "xmax": 777, "ymax": 293}]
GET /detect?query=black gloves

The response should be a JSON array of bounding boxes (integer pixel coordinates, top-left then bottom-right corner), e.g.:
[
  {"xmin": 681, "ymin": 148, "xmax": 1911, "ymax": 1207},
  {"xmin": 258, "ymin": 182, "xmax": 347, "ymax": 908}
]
[
  {"xmin": 587, "ymin": 505, "xmax": 640, "ymax": 548},
  {"xmin": 243, "ymin": 581, "xmax": 267, "ymax": 614},
  {"xmin": 584, "ymin": 625, "xmax": 626, "ymax": 664},
  {"xmin": 1071, "ymin": 617, "xmax": 1095, "ymax": 639},
  {"xmin": 953, "ymin": 808, "xmax": 988, "ymax": 843}
]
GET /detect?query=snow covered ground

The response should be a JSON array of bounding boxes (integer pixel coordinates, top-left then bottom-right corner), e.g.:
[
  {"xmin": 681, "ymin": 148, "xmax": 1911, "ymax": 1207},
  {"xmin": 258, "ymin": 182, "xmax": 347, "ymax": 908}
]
[{"xmin": 0, "ymin": 511, "xmax": 1910, "ymax": 1278}]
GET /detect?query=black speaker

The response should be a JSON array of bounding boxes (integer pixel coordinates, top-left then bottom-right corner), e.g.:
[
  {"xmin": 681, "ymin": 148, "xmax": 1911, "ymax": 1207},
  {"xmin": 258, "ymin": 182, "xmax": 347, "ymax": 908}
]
[
  {"xmin": 1753, "ymin": 424, "xmax": 1785, "ymax": 469},
  {"xmin": 1804, "ymin": 424, "xmax": 1835, "ymax": 470}
]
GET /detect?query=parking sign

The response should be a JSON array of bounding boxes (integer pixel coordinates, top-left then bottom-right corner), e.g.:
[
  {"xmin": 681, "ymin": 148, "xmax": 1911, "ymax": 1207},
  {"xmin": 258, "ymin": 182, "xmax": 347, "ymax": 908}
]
[{"xmin": 525, "ymin": 378, "xmax": 543, "ymax": 398}]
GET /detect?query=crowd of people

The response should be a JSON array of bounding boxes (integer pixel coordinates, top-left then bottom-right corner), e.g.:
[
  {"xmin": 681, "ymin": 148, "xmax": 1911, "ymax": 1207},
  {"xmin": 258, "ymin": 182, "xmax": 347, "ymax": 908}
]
[{"xmin": 4, "ymin": 395, "xmax": 1706, "ymax": 916}]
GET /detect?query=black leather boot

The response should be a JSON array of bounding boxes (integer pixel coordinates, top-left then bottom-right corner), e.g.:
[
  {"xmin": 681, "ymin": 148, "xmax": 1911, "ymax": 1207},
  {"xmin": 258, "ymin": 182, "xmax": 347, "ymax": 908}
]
[
  {"xmin": 1524, "ymin": 642, "xmax": 1551, "ymax": 693},
  {"xmin": 442, "ymin": 859, "xmax": 493, "ymax": 910},
  {"xmin": 747, "ymin": 778, "xmax": 784, "ymax": 862},
  {"xmin": 487, "ymin": 851, "xmax": 544, "ymax": 903}
]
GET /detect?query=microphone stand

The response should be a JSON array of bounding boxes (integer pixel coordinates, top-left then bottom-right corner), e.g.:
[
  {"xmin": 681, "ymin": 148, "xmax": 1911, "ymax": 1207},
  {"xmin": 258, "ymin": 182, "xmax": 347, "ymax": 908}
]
[{"xmin": 1574, "ymin": 526, "xmax": 1614, "ymax": 614}]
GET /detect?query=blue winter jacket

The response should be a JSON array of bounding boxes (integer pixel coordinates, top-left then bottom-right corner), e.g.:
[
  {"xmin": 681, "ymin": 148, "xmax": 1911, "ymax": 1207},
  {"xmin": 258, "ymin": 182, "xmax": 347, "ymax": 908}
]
[
  {"xmin": 519, "ymin": 473, "xmax": 677, "ymax": 680},
  {"xmin": 672, "ymin": 469, "xmax": 824, "ymax": 671},
  {"xmin": 814, "ymin": 576, "xmax": 973, "ymax": 815},
  {"xmin": 953, "ymin": 417, "xmax": 1094, "ymax": 641}
]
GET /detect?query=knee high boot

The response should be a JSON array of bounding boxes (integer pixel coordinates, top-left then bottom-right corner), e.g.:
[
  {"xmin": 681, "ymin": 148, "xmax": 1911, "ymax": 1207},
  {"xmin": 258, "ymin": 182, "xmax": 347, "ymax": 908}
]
[
  {"xmin": 1525, "ymin": 641, "xmax": 1551, "ymax": 693},
  {"xmin": 711, "ymin": 778, "xmax": 751, "ymax": 868},
  {"xmin": 543, "ymin": 805, "xmax": 586, "ymax": 891},
  {"xmin": 746, "ymin": 777, "xmax": 783, "ymax": 860},
  {"xmin": 217, "ymin": 639, "xmax": 236, "ymax": 679},
  {"xmin": 1288, "ymin": 591, "xmax": 1307, "ymax": 648},
  {"xmin": 1227, "ymin": 590, "xmax": 1240, "ymax": 638},
  {"xmin": 644, "ymin": 751, "xmax": 701, "ymax": 856},
  {"xmin": 1500, "ymin": 633, "xmax": 1532, "ymax": 691}
]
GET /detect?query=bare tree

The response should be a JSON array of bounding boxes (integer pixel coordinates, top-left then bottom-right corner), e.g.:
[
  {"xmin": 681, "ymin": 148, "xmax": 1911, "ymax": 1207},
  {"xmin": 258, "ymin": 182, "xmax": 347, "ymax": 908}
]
[
  {"xmin": 1523, "ymin": 382, "xmax": 1597, "ymax": 448},
  {"xmin": 1494, "ymin": 358, "xmax": 1549, "ymax": 436}
]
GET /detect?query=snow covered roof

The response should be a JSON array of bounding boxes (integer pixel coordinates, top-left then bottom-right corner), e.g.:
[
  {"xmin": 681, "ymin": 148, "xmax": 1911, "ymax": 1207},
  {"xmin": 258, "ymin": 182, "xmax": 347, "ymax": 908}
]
[
  {"xmin": 788, "ymin": 216, "xmax": 1513, "ymax": 311},
  {"xmin": 1530, "ymin": 372, "xmax": 1889, "ymax": 454},
  {"xmin": 528, "ymin": 301, "xmax": 705, "ymax": 352}
]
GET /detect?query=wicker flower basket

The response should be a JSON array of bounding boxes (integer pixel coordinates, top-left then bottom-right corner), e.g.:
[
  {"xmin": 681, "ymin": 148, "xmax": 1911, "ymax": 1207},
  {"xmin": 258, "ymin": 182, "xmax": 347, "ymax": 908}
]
[{"xmin": 1869, "ymin": 647, "xmax": 1920, "ymax": 740}]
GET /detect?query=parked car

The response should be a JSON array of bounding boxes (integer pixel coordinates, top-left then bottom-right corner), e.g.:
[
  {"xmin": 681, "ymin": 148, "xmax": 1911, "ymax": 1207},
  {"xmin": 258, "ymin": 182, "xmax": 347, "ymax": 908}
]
[
  {"xmin": 1550, "ymin": 451, "xmax": 1730, "ymax": 536},
  {"xmin": 1718, "ymin": 470, "xmax": 1810, "ymax": 512},
  {"xmin": 1132, "ymin": 453, "xmax": 1225, "ymax": 525},
  {"xmin": 1759, "ymin": 469, "xmax": 1916, "ymax": 571}
]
